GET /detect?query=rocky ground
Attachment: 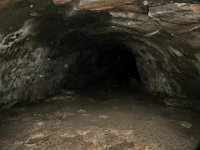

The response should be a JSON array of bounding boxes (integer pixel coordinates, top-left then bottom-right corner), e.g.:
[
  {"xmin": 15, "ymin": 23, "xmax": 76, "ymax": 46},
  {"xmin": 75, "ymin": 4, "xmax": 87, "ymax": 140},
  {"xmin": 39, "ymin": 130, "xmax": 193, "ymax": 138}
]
[{"xmin": 0, "ymin": 89, "xmax": 199, "ymax": 150}]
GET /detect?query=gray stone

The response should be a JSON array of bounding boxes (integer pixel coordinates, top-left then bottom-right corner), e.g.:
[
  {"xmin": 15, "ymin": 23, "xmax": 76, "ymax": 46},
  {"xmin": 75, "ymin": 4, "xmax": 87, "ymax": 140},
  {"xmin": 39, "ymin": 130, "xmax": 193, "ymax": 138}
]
[{"xmin": 0, "ymin": 0, "xmax": 200, "ymax": 109}]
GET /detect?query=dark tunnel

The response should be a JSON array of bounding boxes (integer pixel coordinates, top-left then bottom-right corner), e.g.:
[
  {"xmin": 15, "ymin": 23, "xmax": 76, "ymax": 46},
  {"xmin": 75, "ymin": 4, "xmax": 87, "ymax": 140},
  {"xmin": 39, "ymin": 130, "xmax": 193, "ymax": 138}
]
[
  {"xmin": 62, "ymin": 36, "xmax": 142, "ymax": 90},
  {"xmin": 0, "ymin": 1, "xmax": 200, "ymax": 149},
  {"xmin": 33, "ymin": 10, "xmax": 143, "ymax": 91}
]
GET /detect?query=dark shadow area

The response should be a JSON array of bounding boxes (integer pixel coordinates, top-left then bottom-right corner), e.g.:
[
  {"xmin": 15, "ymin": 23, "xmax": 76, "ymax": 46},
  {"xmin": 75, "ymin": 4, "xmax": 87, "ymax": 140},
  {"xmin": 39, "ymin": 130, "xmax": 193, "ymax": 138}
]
[
  {"xmin": 194, "ymin": 144, "xmax": 200, "ymax": 150},
  {"xmin": 63, "ymin": 37, "xmax": 142, "ymax": 90},
  {"xmin": 33, "ymin": 10, "xmax": 142, "ymax": 91}
]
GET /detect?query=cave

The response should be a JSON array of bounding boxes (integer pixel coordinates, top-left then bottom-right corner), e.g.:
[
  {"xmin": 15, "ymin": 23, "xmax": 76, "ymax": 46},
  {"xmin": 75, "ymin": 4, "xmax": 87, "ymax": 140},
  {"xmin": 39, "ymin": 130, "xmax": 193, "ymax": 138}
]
[
  {"xmin": 0, "ymin": 0, "xmax": 200, "ymax": 150},
  {"xmin": 62, "ymin": 39, "xmax": 141, "ymax": 89},
  {"xmin": 59, "ymin": 25, "xmax": 142, "ymax": 90}
]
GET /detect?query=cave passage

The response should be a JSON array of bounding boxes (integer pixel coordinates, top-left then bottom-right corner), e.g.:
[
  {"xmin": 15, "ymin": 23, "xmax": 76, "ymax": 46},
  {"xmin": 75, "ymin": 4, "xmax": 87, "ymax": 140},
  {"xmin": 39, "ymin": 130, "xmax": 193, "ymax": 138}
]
[
  {"xmin": 33, "ymin": 10, "xmax": 142, "ymax": 91},
  {"xmin": 0, "ymin": 1, "xmax": 200, "ymax": 150},
  {"xmin": 62, "ymin": 36, "xmax": 141, "ymax": 90}
]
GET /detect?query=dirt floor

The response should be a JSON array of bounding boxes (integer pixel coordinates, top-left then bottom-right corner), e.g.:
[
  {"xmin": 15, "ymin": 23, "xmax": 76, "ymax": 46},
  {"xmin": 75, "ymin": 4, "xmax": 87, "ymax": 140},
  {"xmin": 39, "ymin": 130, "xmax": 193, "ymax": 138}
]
[{"xmin": 0, "ymin": 89, "xmax": 200, "ymax": 150}]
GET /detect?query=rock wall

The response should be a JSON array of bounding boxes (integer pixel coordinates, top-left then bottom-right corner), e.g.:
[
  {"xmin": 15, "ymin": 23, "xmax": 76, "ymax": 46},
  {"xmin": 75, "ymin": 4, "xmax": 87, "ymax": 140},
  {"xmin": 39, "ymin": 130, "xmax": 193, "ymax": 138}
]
[
  {"xmin": 0, "ymin": 0, "xmax": 200, "ymax": 107},
  {"xmin": 0, "ymin": 0, "xmax": 19, "ymax": 9}
]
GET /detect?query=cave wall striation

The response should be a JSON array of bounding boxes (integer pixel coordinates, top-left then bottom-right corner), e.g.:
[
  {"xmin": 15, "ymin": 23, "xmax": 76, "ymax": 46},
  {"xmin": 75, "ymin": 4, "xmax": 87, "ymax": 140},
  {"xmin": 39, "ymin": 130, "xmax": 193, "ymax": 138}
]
[{"xmin": 0, "ymin": 0, "xmax": 200, "ymax": 107}]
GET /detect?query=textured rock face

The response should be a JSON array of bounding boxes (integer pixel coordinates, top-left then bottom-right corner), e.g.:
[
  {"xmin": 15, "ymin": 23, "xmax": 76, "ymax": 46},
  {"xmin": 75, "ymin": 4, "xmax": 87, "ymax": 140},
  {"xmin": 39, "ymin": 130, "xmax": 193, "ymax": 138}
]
[
  {"xmin": 53, "ymin": 0, "xmax": 73, "ymax": 5},
  {"xmin": 0, "ymin": 0, "xmax": 200, "ymax": 107},
  {"xmin": 0, "ymin": 0, "xmax": 19, "ymax": 9}
]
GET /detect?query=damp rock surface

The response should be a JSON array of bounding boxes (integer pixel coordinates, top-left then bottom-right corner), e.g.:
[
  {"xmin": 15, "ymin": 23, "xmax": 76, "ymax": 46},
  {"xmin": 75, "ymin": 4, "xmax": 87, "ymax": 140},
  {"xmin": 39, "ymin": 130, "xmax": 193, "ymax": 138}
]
[{"xmin": 0, "ymin": 0, "xmax": 200, "ymax": 108}]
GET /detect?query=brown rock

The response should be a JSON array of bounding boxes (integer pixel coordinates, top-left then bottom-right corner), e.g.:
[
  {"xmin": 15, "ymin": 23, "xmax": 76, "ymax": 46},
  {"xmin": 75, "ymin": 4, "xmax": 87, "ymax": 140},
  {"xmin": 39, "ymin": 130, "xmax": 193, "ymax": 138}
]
[
  {"xmin": 53, "ymin": 0, "xmax": 73, "ymax": 5},
  {"xmin": 134, "ymin": 143, "xmax": 142, "ymax": 150},
  {"xmin": 190, "ymin": 4, "xmax": 200, "ymax": 13}
]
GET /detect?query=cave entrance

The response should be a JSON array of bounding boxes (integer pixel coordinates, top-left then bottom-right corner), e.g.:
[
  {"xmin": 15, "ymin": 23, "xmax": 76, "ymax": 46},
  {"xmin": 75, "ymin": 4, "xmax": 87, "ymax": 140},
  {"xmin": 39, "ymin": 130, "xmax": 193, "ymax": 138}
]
[
  {"xmin": 64, "ymin": 34, "xmax": 141, "ymax": 90},
  {"xmin": 33, "ymin": 10, "xmax": 144, "ymax": 100}
]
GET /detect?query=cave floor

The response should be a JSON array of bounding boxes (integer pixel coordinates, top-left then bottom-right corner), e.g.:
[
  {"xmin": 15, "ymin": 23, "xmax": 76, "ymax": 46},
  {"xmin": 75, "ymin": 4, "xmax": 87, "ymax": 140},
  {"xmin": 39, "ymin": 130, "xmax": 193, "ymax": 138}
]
[{"xmin": 0, "ymin": 89, "xmax": 199, "ymax": 150}]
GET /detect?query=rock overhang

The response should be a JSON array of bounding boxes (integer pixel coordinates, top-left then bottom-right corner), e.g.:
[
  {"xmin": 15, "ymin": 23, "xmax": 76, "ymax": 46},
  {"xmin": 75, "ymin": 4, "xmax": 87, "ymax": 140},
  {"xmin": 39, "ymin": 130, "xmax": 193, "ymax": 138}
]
[{"xmin": 0, "ymin": 0, "xmax": 200, "ymax": 108}]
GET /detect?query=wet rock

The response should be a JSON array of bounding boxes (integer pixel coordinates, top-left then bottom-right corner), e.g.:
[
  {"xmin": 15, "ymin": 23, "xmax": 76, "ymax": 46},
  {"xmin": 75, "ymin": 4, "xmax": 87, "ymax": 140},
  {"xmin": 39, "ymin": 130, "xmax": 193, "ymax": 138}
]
[
  {"xmin": 0, "ymin": 0, "xmax": 200, "ymax": 108},
  {"xmin": 77, "ymin": 130, "xmax": 91, "ymax": 135},
  {"xmin": 24, "ymin": 143, "xmax": 37, "ymax": 148},
  {"xmin": 54, "ymin": 111, "xmax": 75, "ymax": 118},
  {"xmin": 134, "ymin": 143, "xmax": 142, "ymax": 150},
  {"xmin": 78, "ymin": 109, "xmax": 87, "ymax": 113},
  {"xmin": 149, "ymin": 3, "xmax": 200, "ymax": 24},
  {"xmin": 99, "ymin": 115, "xmax": 109, "ymax": 119},
  {"xmin": 60, "ymin": 133, "xmax": 77, "ymax": 138},
  {"xmin": 143, "ymin": 1, "xmax": 149, "ymax": 6},
  {"xmin": 29, "ymin": 4, "xmax": 34, "ymax": 9},
  {"xmin": 14, "ymin": 141, "xmax": 23, "ymax": 146},
  {"xmin": 62, "ymin": 90, "xmax": 76, "ymax": 95},
  {"xmin": 164, "ymin": 98, "xmax": 179, "ymax": 107},
  {"xmin": 145, "ymin": 144, "xmax": 159, "ymax": 150},
  {"xmin": 82, "ymin": 113, "xmax": 89, "ymax": 116},
  {"xmin": 26, "ymin": 133, "xmax": 50, "ymax": 144},
  {"xmin": 53, "ymin": 0, "xmax": 73, "ymax": 5},
  {"xmin": 180, "ymin": 121, "xmax": 193, "ymax": 128},
  {"xmin": 37, "ymin": 121, "xmax": 45, "ymax": 127}
]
